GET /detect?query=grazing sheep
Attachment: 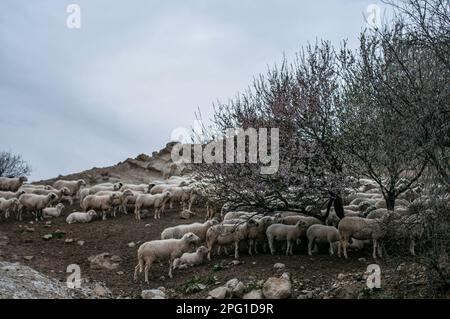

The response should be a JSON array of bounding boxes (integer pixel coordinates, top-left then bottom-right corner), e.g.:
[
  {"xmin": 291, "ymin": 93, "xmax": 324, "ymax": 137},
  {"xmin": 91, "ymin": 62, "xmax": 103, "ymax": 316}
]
[
  {"xmin": 0, "ymin": 190, "xmax": 26, "ymax": 200},
  {"xmin": 53, "ymin": 179, "xmax": 86, "ymax": 197},
  {"xmin": 66, "ymin": 210, "xmax": 97, "ymax": 224},
  {"xmin": 206, "ymin": 220, "xmax": 257, "ymax": 260},
  {"xmin": 172, "ymin": 246, "xmax": 209, "ymax": 270},
  {"xmin": 306, "ymin": 224, "xmax": 340, "ymax": 255},
  {"xmin": 134, "ymin": 191, "xmax": 171, "ymax": 220},
  {"xmin": 266, "ymin": 221, "xmax": 306, "ymax": 256},
  {"xmin": 0, "ymin": 198, "xmax": 20, "ymax": 219},
  {"xmin": 18, "ymin": 193, "xmax": 57, "ymax": 221},
  {"xmin": 82, "ymin": 193, "xmax": 119, "ymax": 220},
  {"xmin": 161, "ymin": 219, "xmax": 217, "ymax": 241},
  {"xmin": 338, "ymin": 214, "xmax": 391, "ymax": 259},
  {"xmin": 42, "ymin": 203, "xmax": 65, "ymax": 218},
  {"xmin": 134, "ymin": 232, "xmax": 200, "ymax": 283},
  {"xmin": 0, "ymin": 176, "xmax": 28, "ymax": 192}
]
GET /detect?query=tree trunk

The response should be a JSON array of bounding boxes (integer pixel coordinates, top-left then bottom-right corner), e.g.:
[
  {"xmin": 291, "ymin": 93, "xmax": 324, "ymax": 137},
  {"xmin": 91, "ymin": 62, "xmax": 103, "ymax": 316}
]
[
  {"xmin": 333, "ymin": 193, "xmax": 345, "ymax": 219},
  {"xmin": 386, "ymin": 192, "xmax": 396, "ymax": 211}
]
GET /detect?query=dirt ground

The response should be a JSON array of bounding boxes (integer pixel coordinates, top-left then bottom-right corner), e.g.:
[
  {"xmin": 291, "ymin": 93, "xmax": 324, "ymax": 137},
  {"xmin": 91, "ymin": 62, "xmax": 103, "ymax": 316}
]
[{"xmin": 0, "ymin": 202, "xmax": 442, "ymax": 299}]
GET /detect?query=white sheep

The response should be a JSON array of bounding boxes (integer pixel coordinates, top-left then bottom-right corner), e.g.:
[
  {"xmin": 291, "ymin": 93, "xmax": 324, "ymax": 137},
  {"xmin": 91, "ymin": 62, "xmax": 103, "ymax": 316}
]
[
  {"xmin": 161, "ymin": 219, "xmax": 217, "ymax": 241},
  {"xmin": 18, "ymin": 192, "xmax": 57, "ymax": 221},
  {"xmin": 66, "ymin": 210, "xmax": 97, "ymax": 224},
  {"xmin": 27, "ymin": 187, "xmax": 70, "ymax": 204},
  {"xmin": 42, "ymin": 203, "xmax": 65, "ymax": 218},
  {"xmin": 134, "ymin": 191, "xmax": 171, "ymax": 220},
  {"xmin": 0, "ymin": 190, "xmax": 26, "ymax": 200},
  {"xmin": 53, "ymin": 179, "xmax": 86, "ymax": 197},
  {"xmin": 206, "ymin": 220, "xmax": 257, "ymax": 260},
  {"xmin": 134, "ymin": 232, "xmax": 200, "ymax": 283},
  {"xmin": 0, "ymin": 176, "xmax": 28, "ymax": 192},
  {"xmin": 266, "ymin": 221, "xmax": 305, "ymax": 255},
  {"xmin": 337, "ymin": 214, "xmax": 391, "ymax": 259},
  {"xmin": 306, "ymin": 224, "xmax": 340, "ymax": 255},
  {"xmin": 167, "ymin": 186, "xmax": 197, "ymax": 211},
  {"xmin": 82, "ymin": 193, "xmax": 119, "ymax": 220},
  {"xmin": 120, "ymin": 183, "xmax": 148, "ymax": 193},
  {"xmin": 0, "ymin": 198, "xmax": 20, "ymax": 219},
  {"xmin": 247, "ymin": 216, "xmax": 278, "ymax": 255},
  {"xmin": 95, "ymin": 190, "xmax": 134, "ymax": 216},
  {"xmin": 172, "ymin": 246, "xmax": 209, "ymax": 270}
]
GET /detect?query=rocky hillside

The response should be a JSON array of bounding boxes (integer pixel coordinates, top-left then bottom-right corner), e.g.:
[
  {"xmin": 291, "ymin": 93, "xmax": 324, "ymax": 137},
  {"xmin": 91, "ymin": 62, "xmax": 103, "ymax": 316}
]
[{"xmin": 34, "ymin": 142, "xmax": 189, "ymax": 186}]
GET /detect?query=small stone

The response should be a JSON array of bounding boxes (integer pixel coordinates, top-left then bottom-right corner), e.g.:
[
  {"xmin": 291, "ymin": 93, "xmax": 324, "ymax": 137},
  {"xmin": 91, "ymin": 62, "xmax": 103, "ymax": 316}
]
[
  {"xmin": 358, "ymin": 257, "xmax": 367, "ymax": 263},
  {"xmin": 209, "ymin": 287, "xmax": 229, "ymax": 299},
  {"xmin": 230, "ymin": 260, "xmax": 242, "ymax": 266},
  {"xmin": 262, "ymin": 273, "xmax": 292, "ymax": 299},
  {"xmin": 23, "ymin": 256, "xmax": 34, "ymax": 261},
  {"xmin": 274, "ymin": 263, "xmax": 285, "ymax": 270},
  {"xmin": 127, "ymin": 242, "xmax": 136, "ymax": 248},
  {"xmin": 110, "ymin": 255, "xmax": 122, "ymax": 263},
  {"xmin": 93, "ymin": 284, "xmax": 109, "ymax": 298},
  {"xmin": 160, "ymin": 276, "xmax": 165, "ymax": 280},
  {"xmin": 141, "ymin": 289, "xmax": 166, "ymax": 299},
  {"xmin": 77, "ymin": 241, "xmax": 85, "ymax": 246},
  {"xmin": 65, "ymin": 238, "xmax": 74, "ymax": 244},
  {"xmin": 197, "ymin": 284, "xmax": 207, "ymax": 290},
  {"xmin": 337, "ymin": 273, "xmax": 345, "ymax": 280},
  {"xmin": 117, "ymin": 271, "xmax": 124, "ymax": 275},
  {"xmin": 243, "ymin": 289, "xmax": 263, "ymax": 299},
  {"xmin": 25, "ymin": 227, "xmax": 35, "ymax": 233},
  {"xmin": 42, "ymin": 234, "xmax": 53, "ymax": 240},
  {"xmin": 145, "ymin": 224, "xmax": 151, "ymax": 227}
]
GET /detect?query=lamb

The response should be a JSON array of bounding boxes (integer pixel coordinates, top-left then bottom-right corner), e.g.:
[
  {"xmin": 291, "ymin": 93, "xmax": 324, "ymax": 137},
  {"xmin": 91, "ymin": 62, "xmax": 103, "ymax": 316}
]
[
  {"xmin": 161, "ymin": 219, "xmax": 217, "ymax": 241},
  {"xmin": 172, "ymin": 246, "xmax": 209, "ymax": 270},
  {"xmin": 134, "ymin": 191, "xmax": 171, "ymax": 220},
  {"xmin": 0, "ymin": 198, "xmax": 20, "ymax": 219},
  {"xmin": 18, "ymin": 192, "xmax": 57, "ymax": 221},
  {"xmin": 134, "ymin": 232, "xmax": 200, "ymax": 283},
  {"xmin": 82, "ymin": 193, "xmax": 119, "ymax": 220},
  {"xmin": 266, "ymin": 221, "xmax": 306, "ymax": 255},
  {"xmin": 53, "ymin": 179, "xmax": 86, "ymax": 197},
  {"xmin": 66, "ymin": 210, "xmax": 97, "ymax": 224},
  {"xmin": 0, "ymin": 190, "xmax": 26, "ymax": 200},
  {"xmin": 338, "ymin": 214, "xmax": 391, "ymax": 259},
  {"xmin": 306, "ymin": 224, "xmax": 340, "ymax": 256},
  {"xmin": 206, "ymin": 220, "xmax": 257, "ymax": 260},
  {"xmin": 42, "ymin": 203, "xmax": 65, "ymax": 218},
  {"xmin": 0, "ymin": 176, "xmax": 28, "ymax": 192}
]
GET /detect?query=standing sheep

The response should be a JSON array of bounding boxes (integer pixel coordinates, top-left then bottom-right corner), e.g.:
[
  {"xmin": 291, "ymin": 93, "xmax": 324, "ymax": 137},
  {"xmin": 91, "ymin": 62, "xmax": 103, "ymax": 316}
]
[
  {"xmin": 82, "ymin": 193, "xmax": 119, "ymax": 220},
  {"xmin": 266, "ymin": 221, "xmax": 305, "ymax": 256},
  {"xmin": 53, "ymin": 179, "xmax": 86, "ymax": 197},
  {"xmin": 306, "ymin": 224, "xmax": 340, "ymax": 256},
  {"xmin": 0, "ymin": 198, "xmax": 20, "ymax": 219},
  {"xmin": 0, "ymin": 190, "xmax": 26, "ymax": 200},
  {"xmin": 0, "ymin": 176, "xmax": 28, "ymax": 192},
  {"xmin": 18, "ymin": 193, "xmax": 57, "ymax": 221},
  {"xmin": 134, "ymin": 232, "xmax": 200, "ymax": 283},
  {"xmin": 161, "ymin": 219, "xmax": 217, "ymax": 241},
  {"xmin": 134, "ymin": 191, "xmax": 171, "ymax": 220}
]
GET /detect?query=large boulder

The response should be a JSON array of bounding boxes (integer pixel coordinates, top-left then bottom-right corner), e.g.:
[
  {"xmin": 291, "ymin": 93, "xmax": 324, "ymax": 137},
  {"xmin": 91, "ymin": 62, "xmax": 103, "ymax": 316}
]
[{"xmin": 262, "ymin": 272, "xmax": 292, "ymax": 299}]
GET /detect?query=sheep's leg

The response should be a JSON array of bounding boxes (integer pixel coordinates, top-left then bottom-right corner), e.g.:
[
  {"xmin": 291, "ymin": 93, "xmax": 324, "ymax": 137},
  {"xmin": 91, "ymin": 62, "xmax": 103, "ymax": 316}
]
[
  {"xmin": 102, "ymin": 210, "xmax": 107, "ymax": 221},
  {"xmin": 377, "ymin": 241, "xmax": 383, "ymax": 258},
  {"xmin": 308, "ymin": 238, "xmax": 314, "ymax": 256},
  {"xmin": 409, "ymin": 240, "xmax": 415, "ymax": 256},
  {"xmin": 223, "ymin": 246, "xmax": 229, "ymax": 255},
  {"xmin": 134, "ymin": 264, "xmax": 140, "ymax": 282},
  {"xmin": 154, "ymin": 208, "xmax": 158, "ymax": 220},
  {"xmin": 286, "ymin": 241, "xmax": 290, "ymax": 256},
  {"xmin": 168, "ymin": 259, "xmax": 174, "ymax": 279},
  {"xmin": 134, "ymin": 207, "xmax": 140, "ymax": 221},
  {"xmin": 248, "ymin": 240, "xmax": 253, "ymax": 256},
  {"xmin": 341, "ymin": 235, "xmax": 348, "ymax": 259},
  {"xmin": 372, "ymin": 239, "xmax": 377, "ymax": 259},
  {"xmin": 144, "ymin": 263, "xmax": 150, "ymax": 284},
  {"xmin": 234, "ymin": 241, "xmax": 239, "ymax": 259},
  {"xmin": 268, "ymin": 237, "xmax": 275, "ymax": 255},
  {"xmin": 329, "ymin": 241, "xmax": 334, "ymax": 255}
]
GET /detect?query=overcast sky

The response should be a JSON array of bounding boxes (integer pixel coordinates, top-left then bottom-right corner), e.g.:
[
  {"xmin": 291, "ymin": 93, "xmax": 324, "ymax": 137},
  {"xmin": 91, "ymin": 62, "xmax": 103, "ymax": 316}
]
[{"xmin": 0, "ymin": 0, "xmax": 388, "ymax": 181}]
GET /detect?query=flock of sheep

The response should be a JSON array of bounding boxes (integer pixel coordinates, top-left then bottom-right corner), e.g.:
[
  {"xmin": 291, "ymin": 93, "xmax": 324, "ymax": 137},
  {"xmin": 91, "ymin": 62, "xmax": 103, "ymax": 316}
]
[{"xmin": 0, "ymin": 174, "xmax": 437, "ymax": 285}]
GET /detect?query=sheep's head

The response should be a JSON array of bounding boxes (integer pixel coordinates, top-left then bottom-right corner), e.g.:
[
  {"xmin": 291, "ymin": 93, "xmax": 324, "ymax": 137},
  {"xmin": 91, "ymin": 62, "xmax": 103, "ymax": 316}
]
[
  {"xmin": 110, "ymin": 193, "xmax": 120, "ymax": 200},
  {"xmin": 17, "ymin": 190, "xmax": 26, "ymax": 197},
  {"xmin": 56, "ymin": 203, "xmax": 65, "ymax": 211},
  {"xmin": 122, "ymin": 189, "xmax": 134, "ymax": 198},
  {"xmin": 78, "ymin": 180, "xmax": 86, "ymax": 187},
  {"xmin": 11, "ymin": 198, "xmax": 20, "ymax": 208},
  {"xmin": 113, "ymin": 182, "xmax": 123, "ymax": 191},
  {"xmin": 197, "ymin": 246, "xmax": 208, "ymax": 255},
  {"xmin": 162, "ymin": 191, "xmax": 172, "ymax": 199},
  {"xmin": 48, "ymin": 192, "xmax": 57, "ymax": 200},
  {"xmin": 62, "ymin": 187, "xmax": 71, "ymax": 195},
  {"xmin": 44, "ymin": 185, "xmax": 52, "ymax": 190},
  {"xmin": 19, "ymin": 176, "xmax": 28, "ymax": 183},
  {"xmin": 182, "ymin": 232, "xmax": 200, "ymax": 244},
  {"xmin": 87, "ymin": 210, "xmax": 97, "ymax": 217}
]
